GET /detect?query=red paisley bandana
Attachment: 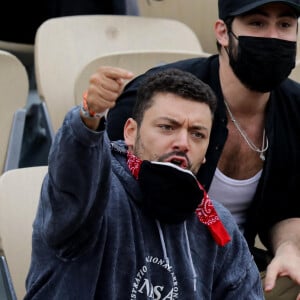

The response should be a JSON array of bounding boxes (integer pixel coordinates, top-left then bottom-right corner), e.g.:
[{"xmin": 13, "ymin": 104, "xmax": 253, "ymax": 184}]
[{"xmin": 127, "ymin": 151, "xmax": 231, "ymax": 246}]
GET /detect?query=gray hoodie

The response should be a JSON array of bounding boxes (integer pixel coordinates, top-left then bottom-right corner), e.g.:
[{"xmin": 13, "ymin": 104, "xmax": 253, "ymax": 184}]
[{"xmin": 24, "ymin": 107, "xmax": 264, "ymax": 299}]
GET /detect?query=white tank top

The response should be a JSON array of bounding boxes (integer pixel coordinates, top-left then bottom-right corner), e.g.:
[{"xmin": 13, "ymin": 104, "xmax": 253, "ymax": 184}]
[{"xmin": 208, "ymin": 168, "xmax": 262, "ymax": 233}]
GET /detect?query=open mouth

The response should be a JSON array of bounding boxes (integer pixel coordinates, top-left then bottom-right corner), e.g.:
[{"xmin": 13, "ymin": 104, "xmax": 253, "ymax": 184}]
[{"xmin": 167, "ymin": 156, "xmax": 188, "ymax": 169}]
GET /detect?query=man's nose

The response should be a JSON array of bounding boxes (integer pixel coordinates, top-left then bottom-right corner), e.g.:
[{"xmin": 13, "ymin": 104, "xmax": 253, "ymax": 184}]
[
  {"xmin": 265, "ymin": 25, "xmax": 281, "ymax": 39},
  {"xmin": 173, "ymin": 131, "xmax": 190, "ymax": 151}
]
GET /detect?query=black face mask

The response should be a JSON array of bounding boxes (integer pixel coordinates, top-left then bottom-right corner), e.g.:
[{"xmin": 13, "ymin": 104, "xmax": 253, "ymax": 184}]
[
  {"xmin": 227, "ymin": 34, "xmax": 296, "ymax": 92},
  {"xmin": 138, "ymin": 161, "xmax": 204, "ymax": 224}
]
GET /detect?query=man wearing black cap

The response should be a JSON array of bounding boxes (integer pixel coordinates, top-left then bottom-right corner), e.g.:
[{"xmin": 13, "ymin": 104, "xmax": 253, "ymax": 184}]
[{"xmin": 74, "ymin": 0, "xmax": 300, "ymax": 299}]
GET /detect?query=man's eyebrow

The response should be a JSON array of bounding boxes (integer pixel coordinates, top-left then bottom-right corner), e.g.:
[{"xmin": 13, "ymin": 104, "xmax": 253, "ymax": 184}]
[
  {"xmin": 156, "ymin": 117, "xmax": 179, "ymax": 124},
  {"xmin": 190, "ymin": 125, "xmax": 209, "ymax": 133},
  {"xmin": 156, "ymin": 117, "xmax": 209, "ymax": 131}
]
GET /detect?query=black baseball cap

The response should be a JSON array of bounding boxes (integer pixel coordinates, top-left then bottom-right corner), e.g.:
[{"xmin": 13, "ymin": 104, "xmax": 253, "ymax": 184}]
[{"xmin": 218, "ymin": 0, "xmax": 300, "ymax": 20}]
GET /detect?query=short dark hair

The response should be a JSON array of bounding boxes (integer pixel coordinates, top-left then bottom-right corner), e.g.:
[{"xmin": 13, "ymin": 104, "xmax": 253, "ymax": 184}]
[{"xmin": 133, "ymin": 68, "xmax": 217, "ymax": 125}]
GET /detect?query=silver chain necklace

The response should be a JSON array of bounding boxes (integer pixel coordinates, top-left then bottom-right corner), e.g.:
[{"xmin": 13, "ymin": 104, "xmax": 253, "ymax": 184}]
[{"xmin": 224, "ymin": 100, "xmax": 269, "ymax": 161}]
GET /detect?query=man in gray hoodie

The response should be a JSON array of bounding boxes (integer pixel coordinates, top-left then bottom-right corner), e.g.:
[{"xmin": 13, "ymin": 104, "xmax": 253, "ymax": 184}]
[{"xmin": 25, "ymin": 69, "xmax": 263, "ymax": 299}]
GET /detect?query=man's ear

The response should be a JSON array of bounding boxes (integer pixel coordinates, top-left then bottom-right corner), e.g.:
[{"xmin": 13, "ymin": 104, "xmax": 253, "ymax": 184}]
[
  {"xmin": 215, "ymin": 19, "xmax": 229, "ymax": 47},
  {"xmin": 124, "ymin": 118, "xmax": 137, "ymax": 147}
]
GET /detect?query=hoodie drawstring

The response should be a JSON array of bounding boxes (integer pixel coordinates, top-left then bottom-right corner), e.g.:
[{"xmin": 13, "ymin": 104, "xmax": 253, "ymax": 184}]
[
  {"xmin": 184, "ymin": 221, "xmax": 197, "ymax": 292},
  {"xmin": 155, "ymin": 220, "xmax": 170, "ymax": 266},
  {"xmin": 156, "ymin": 220, "xmax": 197, "ymax": 292}
]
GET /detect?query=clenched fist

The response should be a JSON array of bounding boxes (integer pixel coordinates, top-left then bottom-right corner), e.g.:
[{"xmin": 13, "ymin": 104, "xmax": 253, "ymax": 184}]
[{"xmin": 80, "ymin": 66, "xmax": 134, "ymax": 129}]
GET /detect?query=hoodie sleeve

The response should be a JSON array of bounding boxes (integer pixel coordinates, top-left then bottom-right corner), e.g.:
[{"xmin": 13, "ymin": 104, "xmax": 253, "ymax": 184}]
[
  {"xmin": 37, "ymin": 106, "xmax": 112, "ymax": 259},
  {"xmin": 218, "ymin": 233, "xmax": 263, "ymax": 299},
  {"xmin": 212, "ymin": 203, "xmax": 264, "ymax": 299}
]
